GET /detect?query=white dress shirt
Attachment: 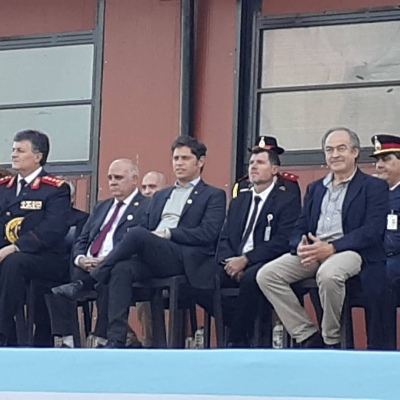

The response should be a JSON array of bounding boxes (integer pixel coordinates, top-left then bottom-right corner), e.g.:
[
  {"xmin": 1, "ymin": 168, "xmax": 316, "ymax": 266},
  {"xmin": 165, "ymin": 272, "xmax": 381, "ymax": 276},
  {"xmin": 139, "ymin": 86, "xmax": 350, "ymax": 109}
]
[
  {"xmin": 75, "ymin": 189, "xmax": 138, "ymax": 266},
  {"xmin": 17, "ymin": 167, "xmax": 42, "ymax": 195},
  {"xmin": 242, "ymin": 183, "xmax": 275, "ymax": 254}
]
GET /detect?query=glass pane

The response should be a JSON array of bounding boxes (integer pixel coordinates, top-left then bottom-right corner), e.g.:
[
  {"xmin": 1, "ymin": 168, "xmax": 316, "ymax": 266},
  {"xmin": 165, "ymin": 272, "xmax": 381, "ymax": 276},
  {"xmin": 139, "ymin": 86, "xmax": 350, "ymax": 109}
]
[
  {"xmin": 262, "ymin": 21, "xmax": 400, "ymax": 87},
  {"xmin": 259, "ymin": 86, "xmax": 400, "ymax": 150},
  {"xmin": 0, "ymin": 45, "xmax": 94, "ymax": 105},
  {"xmin": 0, "ymin": 105, "xmax": 91, "ymax": 162}
]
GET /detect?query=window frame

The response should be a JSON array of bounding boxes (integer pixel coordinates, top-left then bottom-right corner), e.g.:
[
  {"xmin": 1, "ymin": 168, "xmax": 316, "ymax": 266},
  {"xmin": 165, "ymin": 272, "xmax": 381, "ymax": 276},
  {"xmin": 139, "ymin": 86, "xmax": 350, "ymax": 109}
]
[
  {"xmin": 249, "ymin": 7, "xmax": 400, "ymax": 166},
  {"xmin": 0, "ymin": 0, "xmax": 105, "ymax": 208}
]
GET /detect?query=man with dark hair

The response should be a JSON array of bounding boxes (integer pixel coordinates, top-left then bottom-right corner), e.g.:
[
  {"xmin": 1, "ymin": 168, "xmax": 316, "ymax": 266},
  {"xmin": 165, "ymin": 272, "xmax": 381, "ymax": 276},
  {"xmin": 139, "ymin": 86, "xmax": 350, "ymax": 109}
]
[
  {"xmin": 371, "ymin": 134, "xmax": 400, "ymax": 349},
  {"xmin": 233, "ymin": 136, "xmax": 301, "ymax": 200},
  {"xmin": 257, "ymin": 127, "xmax": 389, "ymax": 349},
  {"xmin": 218, "ymin": 147, "xmax": 301, "ymax": 347},
  {"xmin": 0, "ymin": 129, "xmax": 71, "ymax": 346},
  {"xmin": 53, "ymin": 136, "xmax": 226, "ymax": 348}
]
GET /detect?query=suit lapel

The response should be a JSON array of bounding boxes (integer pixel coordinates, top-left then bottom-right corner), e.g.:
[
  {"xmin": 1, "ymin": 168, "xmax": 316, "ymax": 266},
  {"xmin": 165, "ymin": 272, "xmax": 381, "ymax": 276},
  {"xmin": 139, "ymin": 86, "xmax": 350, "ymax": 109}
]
[
  {"xmin": 342, "ymin": 169, "xmax": 363, "ymax": 219},
  {"xmin": 92, "ymin": 199, "xmax": 113, "ymax": 238},
  {"xmin": 239, "ymin": 192, "xmax": 253, "ymax": 234},
  {"xmin": 154, "ymin": 187, "xmax": 174, "ymax": 224},
  {"xmin": 180, "ymin": 180, "xmax": 206, "ymax": 219},
  {"xmin": 255, "ymin": 186, "xmax": 278, "ymax": 229},
  {"xmin": 310, "ymin": 182, "xmax": 327, "ymax": 232},
  {"xmin": 116, "ymin": 192, "xmax": 144, "ymax": 229}
]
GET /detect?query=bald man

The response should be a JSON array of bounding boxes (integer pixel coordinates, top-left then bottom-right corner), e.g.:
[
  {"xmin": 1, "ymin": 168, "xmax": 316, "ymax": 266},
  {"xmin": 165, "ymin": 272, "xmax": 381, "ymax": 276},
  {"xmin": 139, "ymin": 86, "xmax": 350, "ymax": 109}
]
[
  {"xmin": 51, "ymin": 159, "xmax": 150, "ymax": 347},
  {"xmin": 141, "ymin": 171, "xmax": 167, "ymax": 198}
]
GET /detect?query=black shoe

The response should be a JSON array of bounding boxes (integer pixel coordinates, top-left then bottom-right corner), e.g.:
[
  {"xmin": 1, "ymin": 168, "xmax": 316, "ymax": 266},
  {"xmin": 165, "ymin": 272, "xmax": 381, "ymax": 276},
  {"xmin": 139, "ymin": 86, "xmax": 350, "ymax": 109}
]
[
  {"xmin": 325, "ymin": 342, "xmax": 341, "ymax": 349},
  {"xmin": 299, "ymin": 332, "xmax": 324, "ymax": 349},
  {"xmin": 51, "ymin": 280, "xmax": 91, "ymax": 301},
  {"xmin": 103, "ymin": 340, "xmax": 125, "ymax": 349}
]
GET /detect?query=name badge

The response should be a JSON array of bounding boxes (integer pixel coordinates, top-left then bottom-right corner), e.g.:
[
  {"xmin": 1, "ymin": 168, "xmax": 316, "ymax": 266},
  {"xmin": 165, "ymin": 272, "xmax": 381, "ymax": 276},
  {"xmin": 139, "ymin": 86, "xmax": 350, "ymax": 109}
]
[
  {"xmin": 264, "ymin": 226, "xmax": 271, "ymax": 241},
  {"xmin": 20, "ymin": 200, "xmax": 43, "ymax": 210},
  {"xmin": 387, "ymin": 214, "xmax": 398, "ymax": 230}
]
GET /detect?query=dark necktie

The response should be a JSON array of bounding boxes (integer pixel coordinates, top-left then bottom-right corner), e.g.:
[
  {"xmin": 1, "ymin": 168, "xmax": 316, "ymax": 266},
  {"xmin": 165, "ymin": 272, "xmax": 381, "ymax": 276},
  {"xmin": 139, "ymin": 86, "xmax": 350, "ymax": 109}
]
[
  {"xmin": 90, "ymin": 201, "xmax": 124, "ymax": 257},
  {"xmin": 239, "ymin": 196, "xmax": 262, "ymax": 254},
  {"xmin": 18, "ymin": 179, "xmax": 27, "ymax": 196}
]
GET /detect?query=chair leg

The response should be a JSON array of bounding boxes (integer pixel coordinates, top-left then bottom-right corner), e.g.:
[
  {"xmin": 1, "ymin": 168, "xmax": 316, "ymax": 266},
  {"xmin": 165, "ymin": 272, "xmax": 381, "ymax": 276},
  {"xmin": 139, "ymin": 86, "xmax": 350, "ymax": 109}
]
[
  {"xmin": 189, "ymin": 301, "xmax": 197, "ymax": 337},
  {"xmin": 341, "ymin": 295, "xmax": 353, "ymax": 349},
  {"xmin": 27, "ymin": 282, "xmax": 36, "ymax": 346},
  {"xmin": 72, "ymin": 301, "xmax": 81, "ymax": 348},
  {"xmin": 212, "ymin": 282, "xmax": 224, "ymax": 348},
  {"xmin": 168, "ymin": 280, "xmax": 180, "ymax": 348},
  {"xmin": 82, "ymin": 301, "xmax": 92, "ymax": 338},
  {"xmin": 203, "ymin": 309, "xmax": 211, "ymax": 348},
  {"xmin": 151, "ymin": 289, "xmax": 167, "ymax": 348},
  {"xmin": 15, "ymin": 303, "xmax": 28, "ymax": 346}
]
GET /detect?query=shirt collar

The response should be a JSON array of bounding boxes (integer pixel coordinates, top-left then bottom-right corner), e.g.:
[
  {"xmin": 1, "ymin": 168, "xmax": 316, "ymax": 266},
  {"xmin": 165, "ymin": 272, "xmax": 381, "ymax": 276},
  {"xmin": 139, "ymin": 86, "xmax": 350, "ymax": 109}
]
[
  {"xmin": 114, "ymin": 188, "xmax": 138, "ymax": 206},
  {"xmin": 252, "ymin": 182, "xmax": 275, "ymax": 202},
  {"xmin": 323, "ymin": 168, "xmax": 357, "ymax": 187},
  {"xmin": 175, "ymin": 176, "xmax": 201, "ymax": 189},
  {"xmin": 18, "ymin": 167, "xmax": 42, "ymax": 185},
  {"xmin": 390, "ymin": 181, "xmax": 400, "ymax": 191}
]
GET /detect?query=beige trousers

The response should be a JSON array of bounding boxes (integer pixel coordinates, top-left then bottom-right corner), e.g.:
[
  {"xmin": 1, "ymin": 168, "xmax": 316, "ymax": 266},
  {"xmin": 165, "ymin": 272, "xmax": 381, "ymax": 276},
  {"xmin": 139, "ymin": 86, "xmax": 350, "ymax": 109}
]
[
  {"xmin": 136, "ymin": 301, "xmax": 152, "ymax": 347},
  {"xmin": 256, "ymin": 251, "xmax": 362, "ymax": 345}
]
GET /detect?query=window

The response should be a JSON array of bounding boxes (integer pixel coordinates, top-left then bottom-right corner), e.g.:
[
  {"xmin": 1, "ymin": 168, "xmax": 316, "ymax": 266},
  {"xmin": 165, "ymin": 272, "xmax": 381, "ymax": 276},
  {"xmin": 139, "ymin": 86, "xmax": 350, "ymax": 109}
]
[{"xmin": 253, "ymin": 11, "xmax": 400, "ymax": 164}]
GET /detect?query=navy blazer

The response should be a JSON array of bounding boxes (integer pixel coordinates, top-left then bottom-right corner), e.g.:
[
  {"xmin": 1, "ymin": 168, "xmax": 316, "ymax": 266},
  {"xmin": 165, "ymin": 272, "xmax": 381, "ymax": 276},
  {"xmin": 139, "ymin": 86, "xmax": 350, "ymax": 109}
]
[
  {"xmin": 290, "ymin": 169, "xmax": 389, "ymax": 268},
  {"xmin": 217, "ymin": 185, "xmax": 301, "ymax": 266},
  {"xmin": 142, "ymin": 179, "xmax": 226, "ymax": 289},
  {"xmin": 0, "ymin": 170, "xmax": 70, "ymax": 254},
  {"xmin": 73, "ymin": 191, "xmax": 149, "ymax": 259}
]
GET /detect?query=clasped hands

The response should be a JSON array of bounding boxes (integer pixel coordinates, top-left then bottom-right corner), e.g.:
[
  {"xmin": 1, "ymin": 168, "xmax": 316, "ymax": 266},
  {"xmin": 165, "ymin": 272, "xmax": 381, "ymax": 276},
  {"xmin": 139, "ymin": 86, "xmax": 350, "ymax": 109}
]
[
  {"xmin": 297, "ymin": 233, "xmax": 335, "ymax": 267},
  {"xmin": 78, "ymin": 256, "xmax": 105, "ymax": 272},
  {"xmin": 224, "ymin": 255, "xmax": 249, "ymax": 281}
]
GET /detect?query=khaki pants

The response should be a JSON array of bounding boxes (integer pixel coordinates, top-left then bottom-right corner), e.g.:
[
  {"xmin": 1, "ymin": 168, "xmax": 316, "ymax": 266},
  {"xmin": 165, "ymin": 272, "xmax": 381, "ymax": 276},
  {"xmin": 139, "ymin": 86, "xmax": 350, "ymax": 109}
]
[{"xmin": 256, "ymin": 251, "xmax": 362, "ymax": 345}]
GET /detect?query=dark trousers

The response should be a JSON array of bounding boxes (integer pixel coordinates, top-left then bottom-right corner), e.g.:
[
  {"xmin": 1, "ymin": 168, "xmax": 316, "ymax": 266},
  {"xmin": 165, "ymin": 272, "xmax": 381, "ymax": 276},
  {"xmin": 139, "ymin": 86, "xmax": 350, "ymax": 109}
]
[
  {"xmin": 385, "ymin": 255, "xmax": 400, "ymax": 349},
  {"xmin": 0, "ymin": 252, "xmax": 66, "ymax": 344},
  {"xmin": 92, "ymin": 227, "xmax": 185, "ymax": 343},
  {"xmin": 219, "ymin": 262, "xmax": 266, "ymax": 344},
  {"xmin": 46, "ymin": 266, "xmax": 109, "ymax": 338}
]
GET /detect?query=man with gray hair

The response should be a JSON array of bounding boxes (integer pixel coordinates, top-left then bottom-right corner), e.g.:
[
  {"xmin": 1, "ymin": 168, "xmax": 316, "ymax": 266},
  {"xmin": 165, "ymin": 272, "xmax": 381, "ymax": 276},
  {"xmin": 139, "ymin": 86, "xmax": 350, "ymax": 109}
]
[
  {"xmin": 257, "ymin": 127, "xmax": 389, "ymax": 349},
  {"xmin": 52, "ymin": 159, "xmax": 150, "ymax": 347}
]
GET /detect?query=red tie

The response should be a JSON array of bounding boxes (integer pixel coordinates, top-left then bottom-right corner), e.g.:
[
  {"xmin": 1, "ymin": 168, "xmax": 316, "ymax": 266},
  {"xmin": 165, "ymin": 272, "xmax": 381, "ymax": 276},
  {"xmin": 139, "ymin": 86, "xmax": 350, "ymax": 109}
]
[{"xmin": 90, "ymin": 201, "xmax": 124, "ymax": 257}]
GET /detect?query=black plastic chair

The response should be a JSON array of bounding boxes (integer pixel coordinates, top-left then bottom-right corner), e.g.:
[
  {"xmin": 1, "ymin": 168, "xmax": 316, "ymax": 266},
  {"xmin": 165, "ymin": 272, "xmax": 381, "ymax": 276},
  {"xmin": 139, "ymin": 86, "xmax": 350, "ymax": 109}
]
[{"xmin": 132, "ymin": 275, "xmax": 197, "ymax": 348}]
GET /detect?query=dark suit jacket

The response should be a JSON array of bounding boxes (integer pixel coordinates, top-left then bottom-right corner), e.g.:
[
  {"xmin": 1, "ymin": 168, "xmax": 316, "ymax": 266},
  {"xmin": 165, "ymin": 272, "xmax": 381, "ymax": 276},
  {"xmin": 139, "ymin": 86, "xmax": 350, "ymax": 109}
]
[
  {"xmin": 0, "ymin": 169, "xmax": 70, "ymax": 254},
  {"xmin": 217, "ymin": 184, "xmax": 301, "ymax": 266},
  {"xmin": 73, "ymin": 191, "xmax": 149, "ymax": 259},
  {"xmin": 142, "ymin": 179, "xmax": 226, "ymax": 288},
  {"xmin": 290, "ymin": 169, "xmax": 389, "ymax": 269}
]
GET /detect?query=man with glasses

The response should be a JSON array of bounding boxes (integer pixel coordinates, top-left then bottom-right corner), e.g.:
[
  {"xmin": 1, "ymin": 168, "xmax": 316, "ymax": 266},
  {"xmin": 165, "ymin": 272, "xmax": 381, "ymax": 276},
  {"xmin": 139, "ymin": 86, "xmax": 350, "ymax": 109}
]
[{"xmin": 257, "ymin": 127, "xmax": 389, "ymax": 349}]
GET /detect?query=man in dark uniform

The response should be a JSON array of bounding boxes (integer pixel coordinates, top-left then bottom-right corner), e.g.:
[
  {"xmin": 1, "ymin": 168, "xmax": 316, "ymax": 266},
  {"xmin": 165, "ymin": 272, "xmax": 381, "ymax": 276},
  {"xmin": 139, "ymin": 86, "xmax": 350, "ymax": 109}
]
[
  {"xmin": 233, "ymin": 136, "xmax": 301, "ymax": 200},
  {"xmin": 371, "ymin": 134, "xmax": 400, "ymax": 349},
  {"xmin": 0, "ymin": 129, "xmax": 71, "ymax": 346},
  {"xmin": 218, "ymin": 147, "xmax": 301, "ymax": 347}
]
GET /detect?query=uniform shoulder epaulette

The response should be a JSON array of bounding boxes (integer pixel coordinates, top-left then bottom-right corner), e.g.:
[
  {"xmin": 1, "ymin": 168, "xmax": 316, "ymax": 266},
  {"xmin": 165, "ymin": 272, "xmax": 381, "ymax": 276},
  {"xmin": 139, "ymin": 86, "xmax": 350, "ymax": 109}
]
[
  {"xmin": 41, "ymin": 175, "xmax": 66, "ymax": 188},
  {"xmin": 0, "ymin": 175, "xmax": 14, "ymax": 185},
  {"xmin": 281, "ymin": 172, "xmax": 299, "ymax": 182}
]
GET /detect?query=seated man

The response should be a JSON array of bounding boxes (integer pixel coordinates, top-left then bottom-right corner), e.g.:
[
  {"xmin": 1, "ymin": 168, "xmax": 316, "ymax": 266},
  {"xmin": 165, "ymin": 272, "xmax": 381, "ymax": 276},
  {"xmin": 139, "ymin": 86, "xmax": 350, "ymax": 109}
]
[
  {"xmin": 257, "ymin": 127, "xmax": 389, "ymax": 349},
  {"xmin": 49, "ymin": 159, "xmax": 149, "ymax": 348},
  {"xmin": 136, "ymin": 170, "xmax": 168, "ymax": 348},
  {"xmin": 0, "ymin": 129, "xmax": 71, "ymax": 346},
  {"xmin": 53, "ymin": 136, "xmax": 226, "ymax": 348},
  {"xmin": 371, "ymin": 133, "xmax": 400, "ymax": 349},
  {"xmin": 217, "ymin": 146, "xmax": 300, "ymax": 347}
]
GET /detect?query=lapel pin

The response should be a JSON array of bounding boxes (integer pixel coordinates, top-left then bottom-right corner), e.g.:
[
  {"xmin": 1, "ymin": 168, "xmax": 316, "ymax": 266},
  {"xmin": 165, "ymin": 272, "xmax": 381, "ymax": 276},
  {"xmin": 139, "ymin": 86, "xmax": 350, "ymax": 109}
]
[
  {"xmin": 127, "ymin": 215, "xmax": 133, "ymax": 220},
  {"xmin": 187, "ymin": 199, "xmax": 193, "ymax": 204},
  {"xmin": 267, "ymin": 214, "xmax": 274, "ymax": 222},
  {"xmin": 134, "ymin": 202, "xmax": 139, "ymax": 206},
  {"xmin": 194, "ymin": 191, "xmax": 198, "ymax": 194}
]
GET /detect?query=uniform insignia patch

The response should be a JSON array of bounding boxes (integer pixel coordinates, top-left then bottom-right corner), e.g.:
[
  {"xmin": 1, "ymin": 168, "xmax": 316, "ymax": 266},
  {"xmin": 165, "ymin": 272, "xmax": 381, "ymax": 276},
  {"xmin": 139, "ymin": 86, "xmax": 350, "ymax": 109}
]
[
  {"xmin": 20, "ymin": 200, "xmax": 43, "ymax": 210},
  {"xmin": 5, "ymin": 217, "xmax": 24, "ymax": 243},
  {"xmin": 0, "ymin": 176, "xmax": 13, "ymax": 186},
  {"xmin": 282, "ymin": 172, "xmax": 299, "ymax": 182},
  {"xmin": 41, "ymin": 175, "xmax": 65, "ymax": 187}
]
